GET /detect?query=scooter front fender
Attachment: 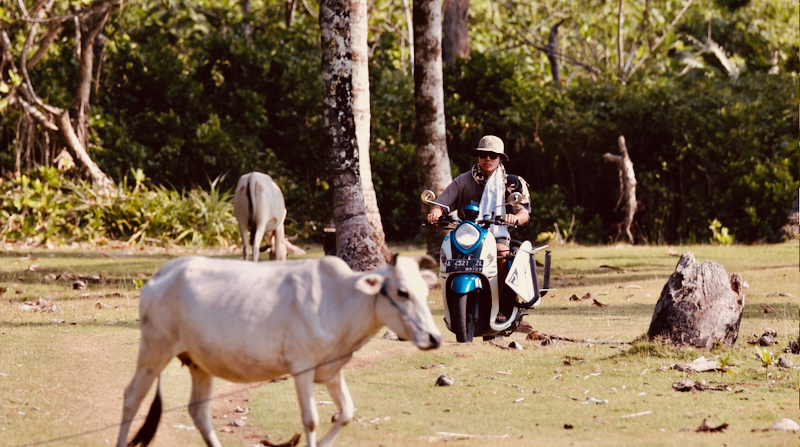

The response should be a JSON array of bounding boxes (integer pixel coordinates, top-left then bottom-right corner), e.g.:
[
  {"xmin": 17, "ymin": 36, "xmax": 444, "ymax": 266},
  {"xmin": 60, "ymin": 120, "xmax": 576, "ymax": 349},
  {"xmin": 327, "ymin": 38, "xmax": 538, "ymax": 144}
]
[{"xmin": 450, "ymin": 274, "xmax": 483, "ymax": 294}]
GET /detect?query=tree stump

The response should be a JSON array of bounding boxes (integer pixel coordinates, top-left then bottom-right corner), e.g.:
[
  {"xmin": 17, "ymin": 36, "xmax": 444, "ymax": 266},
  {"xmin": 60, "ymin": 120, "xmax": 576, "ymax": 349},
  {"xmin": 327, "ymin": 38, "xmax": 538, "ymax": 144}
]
[
  {"xmin": 648, "ymin": 251, "xmax": 746, "ymax": 349},
  {"xmin": 603, "ymin": 136, "xmax": 637, "ymax": 244}
]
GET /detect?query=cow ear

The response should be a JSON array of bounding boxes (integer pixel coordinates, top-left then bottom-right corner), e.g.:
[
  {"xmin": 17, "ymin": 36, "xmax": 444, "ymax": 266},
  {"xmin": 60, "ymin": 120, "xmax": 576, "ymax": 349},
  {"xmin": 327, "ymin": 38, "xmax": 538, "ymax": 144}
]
[
  {"xmin": 420, "ymin": 270, "xmax": 438, "ymax": 289},
  {"xmin": 355, "ymin": 273, "xmax": 386, "ymax": 295}
]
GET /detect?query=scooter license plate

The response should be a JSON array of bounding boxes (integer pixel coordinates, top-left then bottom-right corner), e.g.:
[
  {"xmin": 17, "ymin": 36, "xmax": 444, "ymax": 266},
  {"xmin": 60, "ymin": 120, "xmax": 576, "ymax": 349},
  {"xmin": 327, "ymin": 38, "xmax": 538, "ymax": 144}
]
[{"xmin": 445, "ymin": 259, "xmax": 484, "ymax": 273}]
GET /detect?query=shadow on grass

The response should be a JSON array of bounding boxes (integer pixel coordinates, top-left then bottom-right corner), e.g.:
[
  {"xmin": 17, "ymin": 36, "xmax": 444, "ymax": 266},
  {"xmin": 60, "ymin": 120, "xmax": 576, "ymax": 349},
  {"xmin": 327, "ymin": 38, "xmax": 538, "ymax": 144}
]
[{"xmin": 0, "ymin": 320, "xmax": 140, "ymax": 329}]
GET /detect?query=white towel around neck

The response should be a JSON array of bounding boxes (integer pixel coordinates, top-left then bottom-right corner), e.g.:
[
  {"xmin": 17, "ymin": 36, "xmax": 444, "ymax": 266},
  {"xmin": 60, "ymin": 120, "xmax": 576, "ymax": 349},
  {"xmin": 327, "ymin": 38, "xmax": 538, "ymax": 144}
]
[{"xmin": 478, "ymin": 166, "xmax": 509, "ymax": 240}]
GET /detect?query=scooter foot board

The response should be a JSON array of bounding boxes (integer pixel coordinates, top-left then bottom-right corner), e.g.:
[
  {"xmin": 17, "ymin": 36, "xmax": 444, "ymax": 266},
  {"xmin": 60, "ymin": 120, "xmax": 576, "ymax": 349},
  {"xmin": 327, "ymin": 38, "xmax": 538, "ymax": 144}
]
[{"xmin": 505, "ymin": 241, "xmax": 538, "ymax": 303}]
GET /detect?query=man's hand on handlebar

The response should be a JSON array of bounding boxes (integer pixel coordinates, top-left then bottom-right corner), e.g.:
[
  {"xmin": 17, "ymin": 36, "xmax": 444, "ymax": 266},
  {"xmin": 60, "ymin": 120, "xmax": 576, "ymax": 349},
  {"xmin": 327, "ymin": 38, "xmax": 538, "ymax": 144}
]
[
  {"xmin": 427, "ymin": 207, "xmax": 443, "ymax": 224},
  {"xmin": 502, "ymin": 214, "xmax": 520, "ymax": 226}
]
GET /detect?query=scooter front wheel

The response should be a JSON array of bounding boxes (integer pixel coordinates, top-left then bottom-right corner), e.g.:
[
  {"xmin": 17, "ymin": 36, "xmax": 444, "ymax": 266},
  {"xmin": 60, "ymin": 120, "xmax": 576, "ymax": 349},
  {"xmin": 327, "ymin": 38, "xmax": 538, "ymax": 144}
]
[{"xmin": 448, "ymin": 293, "xmax": 474, "ymax": 343}]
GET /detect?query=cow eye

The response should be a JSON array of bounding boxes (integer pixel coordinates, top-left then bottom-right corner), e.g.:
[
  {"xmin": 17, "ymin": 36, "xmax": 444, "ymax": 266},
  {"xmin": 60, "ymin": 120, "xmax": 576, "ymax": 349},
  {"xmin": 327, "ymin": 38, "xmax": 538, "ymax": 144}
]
[{"xmin": 397, "ymin": 289, "xmax": 409, "ymax": 298}]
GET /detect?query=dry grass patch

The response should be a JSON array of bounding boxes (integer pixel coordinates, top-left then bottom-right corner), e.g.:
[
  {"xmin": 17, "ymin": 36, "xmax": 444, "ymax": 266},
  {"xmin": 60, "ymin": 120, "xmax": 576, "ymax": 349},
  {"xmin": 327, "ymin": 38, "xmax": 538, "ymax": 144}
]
[{"xmin": 0, "ymin": 242, "xmax": 797, "ymax": 446}]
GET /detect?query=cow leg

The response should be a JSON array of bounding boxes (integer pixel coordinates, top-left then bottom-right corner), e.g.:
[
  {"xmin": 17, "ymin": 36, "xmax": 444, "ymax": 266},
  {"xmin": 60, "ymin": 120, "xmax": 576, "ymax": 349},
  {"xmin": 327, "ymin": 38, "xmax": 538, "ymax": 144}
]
[
  {"xmin": 251, "ymin": 223, "xmax": 266, "ymax": 262},
  {"xmin": 238, "ymin": 220, "xmax": 250, "ymax": 261},
  {"xmin": 318, "ymin": 370, "xmax": 353, "ymax": 447},
  {"xmin": 187, "ymin": 367, "xmax": 223, "ymax": 447},
  {"xmin": 117, "ymin": 353, "xmax": 172, "ymax": 447},
  {"xmin": 274, "ymin": 221, "xmax": 287, "ymax": 261},
  {"xmin": 293, "ymin": 370, "xmax": 319, "ymax": 447}
]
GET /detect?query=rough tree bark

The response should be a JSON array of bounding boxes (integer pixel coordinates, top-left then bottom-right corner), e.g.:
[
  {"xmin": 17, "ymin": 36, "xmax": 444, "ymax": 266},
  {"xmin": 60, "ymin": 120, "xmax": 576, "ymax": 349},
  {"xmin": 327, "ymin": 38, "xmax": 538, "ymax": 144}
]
[
  {"xmin": 603, "ymin": 135, "xmax": 636, "ymax": 244},
  {"xmin": 442, "ymin": 0, "xmax": 470, "ymax": 65},
  {"xmin": 71, "ymin": 8, "xmax": 110, "ymax": 154},
  {"xmin": 320, "ymin": 0, "xmax": 385, "ymax": 272},
  {"xmin": 648, "ymin": 251, "xmax": 746, "ymax": 349},
  {"xmin": 414, "ymin": 0, "xmax": 453, "ymax": 259},
  {"xmin": 544, "ymin": 19, "xmax": 565, "ymax": 86},
  {"xmin": 351, "ymin": 0, "xmax": 393, "ymax": 263}
]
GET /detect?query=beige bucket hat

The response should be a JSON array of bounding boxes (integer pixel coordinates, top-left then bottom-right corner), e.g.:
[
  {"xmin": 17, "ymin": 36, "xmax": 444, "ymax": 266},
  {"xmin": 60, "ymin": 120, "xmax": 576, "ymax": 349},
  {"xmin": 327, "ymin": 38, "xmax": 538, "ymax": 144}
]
[{"xmin": 471, "ymin": 135, "xmax": 508, "ymax": 162}]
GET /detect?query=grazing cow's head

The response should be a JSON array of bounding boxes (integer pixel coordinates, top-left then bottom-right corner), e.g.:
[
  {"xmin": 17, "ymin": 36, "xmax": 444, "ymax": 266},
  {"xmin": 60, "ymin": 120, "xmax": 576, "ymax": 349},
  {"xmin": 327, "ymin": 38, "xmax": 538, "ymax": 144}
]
[{"xmin": 355, "ymin": 254, "xmax": 441, "ymax": 350}]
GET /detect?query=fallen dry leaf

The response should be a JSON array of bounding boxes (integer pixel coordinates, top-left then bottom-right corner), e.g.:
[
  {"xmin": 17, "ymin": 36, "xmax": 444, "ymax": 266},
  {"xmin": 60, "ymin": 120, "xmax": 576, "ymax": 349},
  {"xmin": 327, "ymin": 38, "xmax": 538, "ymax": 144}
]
[
  {"xmin": 592, "ymin": 299, "xmax": 608, "ymax": 307},
  {"xmin": 695, "ymin": 418, "xmax": 728, "ymax": 432},
  {"xmin": 569, "ymin": 294, "xmax": 580, "ymax": 301},
  {"xmin": 526, "ymin": 331, "xmax": 547, "ymax": 341},
  {"xmin": 260, "ymin": 433, "xmax": 301, "ymax": 447},
  {"xmin": 580, "ymin": 292, "xmax": 593, "ymax": 301},
  {"xmin": 761, "ymin": 305, "xmax": 775, "ymax": 313}
]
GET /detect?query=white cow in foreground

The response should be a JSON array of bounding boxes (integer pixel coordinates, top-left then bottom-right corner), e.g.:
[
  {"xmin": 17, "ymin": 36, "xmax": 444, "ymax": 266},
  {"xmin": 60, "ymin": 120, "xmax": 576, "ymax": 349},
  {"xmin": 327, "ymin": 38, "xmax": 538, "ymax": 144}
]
[
  {"xmin": 234, "ymin": 171, "xmax": 287, "ymax": 261},
  {"xmin": 117, "ymin": 254, "xmax": 441, "ymax": 447}
]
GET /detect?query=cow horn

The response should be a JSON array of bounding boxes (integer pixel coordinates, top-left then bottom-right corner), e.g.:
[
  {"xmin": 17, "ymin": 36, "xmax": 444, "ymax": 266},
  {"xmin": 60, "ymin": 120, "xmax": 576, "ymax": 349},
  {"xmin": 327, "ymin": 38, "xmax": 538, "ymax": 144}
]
[{"xmin": 390, "ymin": 253, "xmax": 399, "ymax": 266}]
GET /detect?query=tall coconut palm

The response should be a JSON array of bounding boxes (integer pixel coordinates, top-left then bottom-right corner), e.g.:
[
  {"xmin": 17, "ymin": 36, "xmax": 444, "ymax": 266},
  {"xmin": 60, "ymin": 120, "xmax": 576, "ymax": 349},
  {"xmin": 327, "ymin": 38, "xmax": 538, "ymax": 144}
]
[
  {"xmin": 414, "ymin": 0, "xmax": 453, "ymax": 258},
  {"xmin": 351, "ymin": 0, "xmax": 393, "ymax": 263},
  {"xmin": 320, "ymin": 0, "xmax": 385, "ymax": 271}
]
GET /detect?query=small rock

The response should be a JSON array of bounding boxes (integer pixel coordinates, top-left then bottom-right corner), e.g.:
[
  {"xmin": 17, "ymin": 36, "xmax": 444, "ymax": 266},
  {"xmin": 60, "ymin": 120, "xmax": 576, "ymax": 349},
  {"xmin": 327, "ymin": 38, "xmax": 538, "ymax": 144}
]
[
  {"xmin": 769, "ymin": 418, "xmax": 799, "ymax": 431},
  {"xmin": 785, "ymin": 340, "xmax": 799, "ymax": 354},
  {"xmin": 541, "ymin": 338, "xmax": 556, "ymax": 346},
  {"xmin": 42, "ymin": 274, "xmax": 57, "ymax": 282},
  {"xmin": 508, "ymin": 341, "xmax": 525, "ymax": 350},
  {"xmin": 73, "ymin": 280, "xmax": 87, "ymax": 290},
  {"xmin": 228, "ymin": 418, "xmax": 245, "ymax": 427},
  {"xmin": 435, "ymin": 374, "xmax": 455, "ymax": 386},
  {"xmin": 381, "ymin": 330, "xmax": 399, "ymax": 341},
  {"xmin": 235, "ymin": 406, "xmax": 248, "ymax": 414},
  {"xmin": 758, "ymin": 334, "xmax": 777, "ymax": 346},
  {"xmin": 777, "ymin": 357, "xmax": 793, "ymax": 368}
]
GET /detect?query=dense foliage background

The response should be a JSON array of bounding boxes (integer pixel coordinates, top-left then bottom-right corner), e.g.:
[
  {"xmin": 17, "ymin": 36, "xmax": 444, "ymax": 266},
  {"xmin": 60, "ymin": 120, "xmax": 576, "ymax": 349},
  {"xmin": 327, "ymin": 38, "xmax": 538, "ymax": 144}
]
[{"xmin": 1, "ymin": 0, "xmax": 797, "ymax": 245}]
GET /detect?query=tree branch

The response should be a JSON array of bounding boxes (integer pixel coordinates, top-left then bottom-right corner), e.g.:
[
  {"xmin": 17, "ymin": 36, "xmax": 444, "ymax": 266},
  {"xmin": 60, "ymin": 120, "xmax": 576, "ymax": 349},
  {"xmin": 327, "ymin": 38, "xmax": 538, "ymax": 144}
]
[
  {"xmin": 9, "ymin": 96, "xmax": 59, "ymax": 131},
  {"xmin": 623, "ymin": 0, "xmax": 695, "ymax": 82},
  {"xmin": 27, "ymin": 22, "xmax": 62, "ymax": 70},
  {"xmin": 617, "ymin": 0, "xmax": 624, "ymax": 72}
]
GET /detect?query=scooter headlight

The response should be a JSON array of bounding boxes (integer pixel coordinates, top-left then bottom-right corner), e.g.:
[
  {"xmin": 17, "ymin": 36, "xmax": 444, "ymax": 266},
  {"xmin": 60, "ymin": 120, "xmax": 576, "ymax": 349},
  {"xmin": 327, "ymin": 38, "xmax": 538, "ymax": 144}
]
[{"xmin": 454, "ymin": 224, "xmax": 480, "ymax": 250}]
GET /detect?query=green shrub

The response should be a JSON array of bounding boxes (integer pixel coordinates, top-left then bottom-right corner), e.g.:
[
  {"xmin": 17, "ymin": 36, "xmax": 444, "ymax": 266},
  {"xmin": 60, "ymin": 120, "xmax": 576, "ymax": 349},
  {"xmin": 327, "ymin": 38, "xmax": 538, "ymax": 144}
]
[{"xmin": 0, "ymin": 167, "xmax": 239, "ymax": 247}]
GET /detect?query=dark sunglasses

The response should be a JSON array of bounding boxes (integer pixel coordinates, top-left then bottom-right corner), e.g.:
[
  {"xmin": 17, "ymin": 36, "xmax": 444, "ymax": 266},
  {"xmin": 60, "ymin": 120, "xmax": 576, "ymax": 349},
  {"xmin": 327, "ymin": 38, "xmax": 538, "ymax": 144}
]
[{"xmin": 476, "ymin": 152, "xmax": 500, "ymax": 160}]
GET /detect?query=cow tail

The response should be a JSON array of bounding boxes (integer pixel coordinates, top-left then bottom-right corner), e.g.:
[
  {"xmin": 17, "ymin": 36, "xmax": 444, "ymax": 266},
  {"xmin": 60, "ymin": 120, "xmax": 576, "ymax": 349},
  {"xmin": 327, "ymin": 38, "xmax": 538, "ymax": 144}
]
[
  {"xmin": 246, "ymin": 178, "xmax": 256, "ymax": 248},
  {"xmin": 128, "ymin": 376, "xmax": 163, "ymax": 447}
]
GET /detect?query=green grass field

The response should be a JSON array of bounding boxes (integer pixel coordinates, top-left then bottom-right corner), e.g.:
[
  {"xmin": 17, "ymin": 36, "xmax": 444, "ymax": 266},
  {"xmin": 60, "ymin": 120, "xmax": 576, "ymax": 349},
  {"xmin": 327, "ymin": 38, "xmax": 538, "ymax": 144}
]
[{"xmin": 0, "ymin": 242, "xmax": 797, "ymax": 446}]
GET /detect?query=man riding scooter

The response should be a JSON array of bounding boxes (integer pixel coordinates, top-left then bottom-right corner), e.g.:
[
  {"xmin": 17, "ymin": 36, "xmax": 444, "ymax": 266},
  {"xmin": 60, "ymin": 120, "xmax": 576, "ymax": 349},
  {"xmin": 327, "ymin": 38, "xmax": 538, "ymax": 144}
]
[{"xmin": 426, "ymin": 135, "xmax": 532, "ymax": 323}]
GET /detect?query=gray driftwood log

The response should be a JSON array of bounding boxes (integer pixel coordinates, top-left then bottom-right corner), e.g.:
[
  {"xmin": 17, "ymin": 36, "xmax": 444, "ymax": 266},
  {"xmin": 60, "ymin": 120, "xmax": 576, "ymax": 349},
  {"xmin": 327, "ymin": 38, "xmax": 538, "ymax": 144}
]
[{"xmin": 648, "ymin": 251, "xmax": 746, "ymax": 348}]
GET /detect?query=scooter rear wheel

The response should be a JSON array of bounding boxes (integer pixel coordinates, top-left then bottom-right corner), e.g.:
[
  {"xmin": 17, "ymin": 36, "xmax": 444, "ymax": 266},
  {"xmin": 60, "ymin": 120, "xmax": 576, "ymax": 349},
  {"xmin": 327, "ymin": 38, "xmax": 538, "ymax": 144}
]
[{"xmin": 449, "ymin": 293, "xmax": 474, "ymax": 343}]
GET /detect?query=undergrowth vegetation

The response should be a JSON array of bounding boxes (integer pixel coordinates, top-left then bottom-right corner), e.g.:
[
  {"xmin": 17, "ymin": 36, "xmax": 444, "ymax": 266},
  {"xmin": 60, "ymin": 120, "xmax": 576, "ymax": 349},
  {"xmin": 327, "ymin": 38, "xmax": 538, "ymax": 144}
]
[{"xmin": 0, "ymin": 167, "xmax": 239, "ymax": 247}]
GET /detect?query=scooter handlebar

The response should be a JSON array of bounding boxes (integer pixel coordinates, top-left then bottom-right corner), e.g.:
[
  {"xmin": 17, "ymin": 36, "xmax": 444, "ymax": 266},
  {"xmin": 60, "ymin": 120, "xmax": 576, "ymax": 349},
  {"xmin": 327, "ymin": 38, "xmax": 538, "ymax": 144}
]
[
  {"xmin": 421, "ymin": 215, "xmax": 460, "ymax": 227},
  {"xmin": 476, "ymin": 216, "xmax": 518, "ymax": 229}
]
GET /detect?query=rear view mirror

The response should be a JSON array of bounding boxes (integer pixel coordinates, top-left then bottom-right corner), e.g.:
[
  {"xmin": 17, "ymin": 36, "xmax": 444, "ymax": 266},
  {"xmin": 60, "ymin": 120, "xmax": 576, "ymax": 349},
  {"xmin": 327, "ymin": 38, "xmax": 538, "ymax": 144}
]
[
  {"xmin": 507, "ymin": 192, "xmax": 523, "ymax": 207},
  {"xmin": 420, "ymin": 190, "xmax": 436, "ymax": 204},
  {"xmin": 420, "ymin": 190, "xmax": 451, "ymax": 215}
]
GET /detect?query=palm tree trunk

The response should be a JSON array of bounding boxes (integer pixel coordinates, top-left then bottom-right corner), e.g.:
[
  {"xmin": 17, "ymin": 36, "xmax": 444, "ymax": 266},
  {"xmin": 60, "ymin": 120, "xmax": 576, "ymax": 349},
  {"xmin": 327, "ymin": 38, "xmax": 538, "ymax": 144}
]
[
  {"xmin": 320, "ymin": 0, "xmax": 385, "ymax": 271},
  {"xmin": 414, "ymin": 0, "xmax": 453, "ymax": 258},
  {"xmin": 351, "ymin": 0, "xmax": 393, "ymax": 263}
]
